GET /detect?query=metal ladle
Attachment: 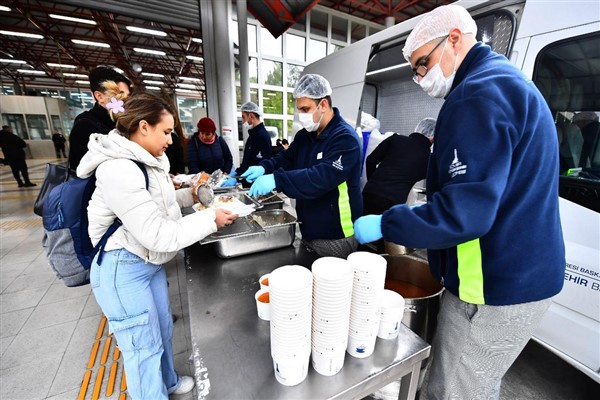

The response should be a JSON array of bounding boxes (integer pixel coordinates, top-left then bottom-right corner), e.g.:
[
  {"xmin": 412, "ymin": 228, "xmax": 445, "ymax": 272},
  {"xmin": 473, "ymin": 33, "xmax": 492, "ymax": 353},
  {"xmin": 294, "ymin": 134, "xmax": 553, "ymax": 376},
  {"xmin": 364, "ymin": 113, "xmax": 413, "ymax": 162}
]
[{"xmin": 196, "ymin": 184, "xmax": 215, "ymax": 207}]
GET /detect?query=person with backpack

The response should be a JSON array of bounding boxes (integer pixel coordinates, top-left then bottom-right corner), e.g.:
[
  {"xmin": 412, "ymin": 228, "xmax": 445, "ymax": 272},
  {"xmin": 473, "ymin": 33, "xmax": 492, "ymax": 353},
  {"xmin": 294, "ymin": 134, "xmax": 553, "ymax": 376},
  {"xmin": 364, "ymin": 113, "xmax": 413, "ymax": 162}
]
[{"xmin": 76, "ymin": 92, "xmax": 238, "ymax": 399}]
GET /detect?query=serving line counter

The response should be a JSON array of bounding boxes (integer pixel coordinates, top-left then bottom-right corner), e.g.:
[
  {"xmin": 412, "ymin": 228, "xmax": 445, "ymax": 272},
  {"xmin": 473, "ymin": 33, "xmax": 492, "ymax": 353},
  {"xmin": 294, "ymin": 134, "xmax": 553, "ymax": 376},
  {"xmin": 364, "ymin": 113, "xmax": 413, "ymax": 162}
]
[{"xmin": 184, "ymin": 239, "xmax": 431, "ymax": 399}]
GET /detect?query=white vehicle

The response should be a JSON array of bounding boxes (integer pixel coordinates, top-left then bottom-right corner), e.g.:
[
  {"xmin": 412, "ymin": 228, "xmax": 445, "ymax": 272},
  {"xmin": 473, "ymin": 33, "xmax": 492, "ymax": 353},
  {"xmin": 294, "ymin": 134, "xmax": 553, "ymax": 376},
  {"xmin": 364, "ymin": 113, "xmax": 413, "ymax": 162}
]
[{"xmin": 303, "ymin": 0, "xmax": 600, "ymax": 383}]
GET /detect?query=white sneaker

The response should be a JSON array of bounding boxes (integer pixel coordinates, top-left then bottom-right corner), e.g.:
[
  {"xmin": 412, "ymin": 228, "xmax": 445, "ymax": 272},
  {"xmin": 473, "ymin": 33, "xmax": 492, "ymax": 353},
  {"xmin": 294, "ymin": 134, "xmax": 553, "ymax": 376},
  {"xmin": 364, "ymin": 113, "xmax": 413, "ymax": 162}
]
[{"xmin": 171, "ymin": 376, "xmax": 195, "ymax": 395}]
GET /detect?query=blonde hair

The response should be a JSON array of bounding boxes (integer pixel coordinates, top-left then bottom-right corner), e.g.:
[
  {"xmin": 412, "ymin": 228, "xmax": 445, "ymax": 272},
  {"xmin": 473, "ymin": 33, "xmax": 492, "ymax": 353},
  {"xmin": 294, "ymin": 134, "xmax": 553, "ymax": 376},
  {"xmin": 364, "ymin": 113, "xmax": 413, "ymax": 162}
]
[{"xmin": 101, "ymin": 80, "xmax": 129, "ymax": 121}]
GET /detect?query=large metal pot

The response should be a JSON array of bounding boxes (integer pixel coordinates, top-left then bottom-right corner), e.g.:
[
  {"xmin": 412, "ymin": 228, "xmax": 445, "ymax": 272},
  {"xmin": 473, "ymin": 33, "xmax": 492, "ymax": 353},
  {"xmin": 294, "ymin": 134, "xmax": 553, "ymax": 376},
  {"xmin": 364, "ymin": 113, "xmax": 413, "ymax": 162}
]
[{"xmin": 383, "ymin": 254, "xmax": 443, "ymax": 344}]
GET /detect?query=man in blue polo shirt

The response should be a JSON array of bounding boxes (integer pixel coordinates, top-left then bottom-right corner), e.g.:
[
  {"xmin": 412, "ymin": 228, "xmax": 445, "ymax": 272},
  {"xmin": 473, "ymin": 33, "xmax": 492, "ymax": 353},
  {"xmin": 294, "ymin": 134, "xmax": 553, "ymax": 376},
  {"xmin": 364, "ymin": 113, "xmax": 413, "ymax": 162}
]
[{"xmin": 243, "ymin": 74, "xmax": 362, "ymax": 258}]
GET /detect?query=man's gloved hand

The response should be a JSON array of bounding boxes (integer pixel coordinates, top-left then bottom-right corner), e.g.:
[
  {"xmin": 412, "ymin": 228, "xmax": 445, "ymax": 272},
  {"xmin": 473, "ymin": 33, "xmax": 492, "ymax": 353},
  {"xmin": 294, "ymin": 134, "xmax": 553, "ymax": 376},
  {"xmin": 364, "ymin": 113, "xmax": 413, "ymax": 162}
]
[
  {"xmin": 353, "ymin": 215, "xmax": 383, "ymax": 244},
  {"xmin": 249, "ymin": 174, "xmax": 275, "ymax": 198},
  {"xmin": 240, "ymin": 166, "xmax": 265, "ymax": 182},
  {"xmin": 229, "ymin": 170, "xmax": 237, "ymax": 178},
  {"xmin": 222, "ymin": 177, "xmax": 237, "ymax": 187}
]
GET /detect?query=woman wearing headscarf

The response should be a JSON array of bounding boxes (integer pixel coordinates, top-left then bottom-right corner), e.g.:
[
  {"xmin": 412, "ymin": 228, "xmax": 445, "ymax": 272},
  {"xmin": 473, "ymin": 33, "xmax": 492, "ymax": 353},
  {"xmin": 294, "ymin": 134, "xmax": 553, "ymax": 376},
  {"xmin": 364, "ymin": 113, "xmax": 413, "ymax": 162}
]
[{"xmin": 187, "ymin": 117, "xmax": 233, "ymax": 174}]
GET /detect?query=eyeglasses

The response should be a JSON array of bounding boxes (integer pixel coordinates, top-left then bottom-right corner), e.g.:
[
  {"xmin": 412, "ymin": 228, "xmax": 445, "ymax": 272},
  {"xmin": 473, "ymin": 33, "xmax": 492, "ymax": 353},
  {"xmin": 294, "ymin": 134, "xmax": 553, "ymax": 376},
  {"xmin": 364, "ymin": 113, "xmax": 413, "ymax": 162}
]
[{"xmin": 412, "ymin": 35, "xmax": 448, "ymax": 83}]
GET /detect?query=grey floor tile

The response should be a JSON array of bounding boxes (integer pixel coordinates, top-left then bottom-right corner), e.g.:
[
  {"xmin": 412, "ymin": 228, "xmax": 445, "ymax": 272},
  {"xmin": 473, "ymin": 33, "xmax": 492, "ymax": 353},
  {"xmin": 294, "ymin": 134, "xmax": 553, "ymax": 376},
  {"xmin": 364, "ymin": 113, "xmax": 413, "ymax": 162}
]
[
  {"xmin": 0, "ymin": 248, "xmax": 43, "ymax": 265},
  {"xmin": 66, "ymin": 314, "xmax": 103, "ymax": 351},
  {"xmin": 40, "ymin": 282, "xmax": 91, "ymax": 305},
  {"xmin": 0, "ymin": 335, "xmax": 15, "ymax": 357},
  {"xmin": 20, "ymin": 259, "xmax": 55, "ymax": 277},
  {"xmin": 0, "ymin": 308, "xmax": 34, "ymax": 338},
  {"xmin": 3, "ymin": 271, "xmax": 55, "ymax": 294},
  {"xmin": 0, "ymin": 260, "xmax": 30, "ymax": 277},
  {"xmin": 81, "ymin": 294, "xmax": 103, "ymax": 318},
  {"xmin": 44, "ymin": 388, "xmax": 80, "ymax": 400},
  {"xmin": 47, "ymin": 341, "xmax": 91, "ymax": 397},
  {"xmin": 0, "ymin": 287, "xmax": 47, "ymax": 314},
  {"xmin": 0, "ymin": 272, "xmax": 19, "ymax": 294},
  {"xmin": 0, "ymin": 353, "xmax": 61, "ymax": 400},
  {"xmin": 20, "ymin": 297, "xmax": 86, "ymax": 332},
  {"xmin": 0, "ymin": 320, "xmax": 76, "ymax": 370}
]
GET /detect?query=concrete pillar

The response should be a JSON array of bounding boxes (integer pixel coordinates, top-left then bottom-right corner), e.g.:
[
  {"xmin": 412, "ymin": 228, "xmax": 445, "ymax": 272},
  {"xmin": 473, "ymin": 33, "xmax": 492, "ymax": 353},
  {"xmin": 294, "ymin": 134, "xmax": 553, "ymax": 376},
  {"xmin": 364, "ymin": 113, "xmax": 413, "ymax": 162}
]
[
  {"xmin": 385, "ymin": 16, "xmax": 395, "ymax": 28},
  {"xmin": 237, "ymin": 0, "xmax": 250, "ymax": 144}
]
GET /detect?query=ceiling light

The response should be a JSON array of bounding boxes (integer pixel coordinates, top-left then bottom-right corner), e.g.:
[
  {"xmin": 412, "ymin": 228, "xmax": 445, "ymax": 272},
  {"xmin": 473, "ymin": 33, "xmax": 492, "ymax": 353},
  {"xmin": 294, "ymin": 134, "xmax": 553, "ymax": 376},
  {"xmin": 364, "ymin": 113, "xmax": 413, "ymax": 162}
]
[
  {"xmin": 179, "ymin": 76, "xmax": 201, "ymax": 82},
  {"xmin": 365, "ymin": 62, "xmax": 410, "ymax": 76},
  {"xmin": 192, "ymin": 38, "xmax": 203, "ymax": 43},
  {"xmin": 134, "ymin": 48, "xmax": 166, "ymax": 56},
  {"xmin": 143, "ymin": 80, "xmax": 164, "ymax": 85},
  {"xmin": 176, "ymin": 83, "xmax": 196, "ymax": 89},
  {"xmin": 126, "ymin": 26, "xmax": 167, "ymax": 36},
  {"xmin": 175, "ymin": 88, "xmax": 195, "ymax": 94},
  {"xmin": 0, "ymin": 59, "xmax": 27, "ymax": 64},
  {"xmin": 50, "ymin": 14, "xmax": 96, "ymax": 25},
  {"xmin": 63, "ymin": 73, "xmax": 88, "ymax": 78},
  {"xmin": 72, "ymin": 39, "xmax": 110, "ymax": 48},
  {"xmin": 51, "ymin": 95, "xmax": 66, "ymax": 99},
  {"xmin": 186, "ymin": 55, "xmax": 203, "ymax": 61},
  {"xmin": 145, "ymin": 86, "xmax": 161, "ymax": 90},
  {"xmin": 0, "ymin": 30, "xmax": 44, "ymax": 39},
  {"xmin": 0, "ymin": 6, "xmax": 11, "ymax": 12},
  {"xmin": 142, "ymin": 72, "xmax": 164, "ymax": 78},
  {"xmin": 75, "ymin": 80, "xmax": 90, "ymax": 84},
  {"xmin": 47, "ymin": 63, "xmax": 77, "ymax": 69},
  {"xmin": 17, "ymin": 69, "xmax": 45, "ymax": 74}
]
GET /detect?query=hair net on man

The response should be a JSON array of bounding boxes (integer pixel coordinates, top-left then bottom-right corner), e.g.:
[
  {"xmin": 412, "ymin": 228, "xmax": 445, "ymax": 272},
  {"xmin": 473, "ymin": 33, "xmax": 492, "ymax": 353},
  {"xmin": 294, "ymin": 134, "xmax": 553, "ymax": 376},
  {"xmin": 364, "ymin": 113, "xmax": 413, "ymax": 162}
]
[
  {"xmin": 415, "ymin": 117, "xmax": 437, "ymax": 139},
  {"xmin": 402, "ymin": 4, "xmax": 477, "ymax": 61},
  {"xmin": 241, "ymin": 101, "xmax": 263, "ymax": 116},
  {"xmin": 293, "ymin": 74, "xmax": 332, "ymax": 99}
]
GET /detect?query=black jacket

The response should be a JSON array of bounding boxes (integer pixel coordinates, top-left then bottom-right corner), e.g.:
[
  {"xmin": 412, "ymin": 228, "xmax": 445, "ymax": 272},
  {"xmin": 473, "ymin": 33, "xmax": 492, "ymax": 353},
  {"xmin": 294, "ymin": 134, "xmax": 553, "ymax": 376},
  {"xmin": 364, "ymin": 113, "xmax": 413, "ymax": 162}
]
[
  {"xmin": 165, "ymin": 131, "xmax": 186, "ymax": 174},
  {"xmin": 0, "ymin": 129, "xmax": 27, "ymax": 162},
  {"xmin": 237, "ymin": 123, "xmax": 272, "ymax": 175},
  {"xmin": 68, "ymin": 102, "xmax": 115, "ymax": 170}
]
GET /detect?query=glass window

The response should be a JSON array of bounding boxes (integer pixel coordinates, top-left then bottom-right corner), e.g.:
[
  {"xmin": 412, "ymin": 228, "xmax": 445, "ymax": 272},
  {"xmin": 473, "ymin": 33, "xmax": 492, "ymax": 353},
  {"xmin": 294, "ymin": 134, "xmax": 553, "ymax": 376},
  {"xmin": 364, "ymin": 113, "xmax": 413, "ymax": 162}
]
[
  {"xmin": 261, "ymin": 27, "xmax": 282, "ymax": 57},
  {"xmin": 263, "ymin": 90, "xmax": 283, "ymax": 115},
  {"xmin": 236, "ymin": 88, "xmax": 259, "ymax": 110},
  {"xmin": 329, "ymin": 43, "xmax": 344, "ymax": 55},
  {"xmin": 291, "ymin": 14, "xmax": 306, "ymax": 33},
  {"xmin": 351, "ymin": 22, "xmax": 366, "ymax": 43},
  {"xmin": 308, "ymin": 39, "xmax": 327, "ymax": 63},
  {"xmin": 310, "ymin": 10, "xmax": 328, "ymax": 38},
  {"xmin": 264, "ymin": 118, "xmax": 283, "ymax": 140},
  {"xmin": 250, "ymin": 88, "xmax": 259, "ymax": 104},
  {"xmin": 533, "ymin": 32, "xmax": 600, "ymax": 177},
  {"xmin": 248, "ymin": 25, "xmax": 257, "ymax": 53},
  {"xmin": 286, "ymin": 64, "xmax": 303, "ymax": 88},
  {"xmin": 230, "ymin": 22, "xmax": 238, "ymax": 47},
  {"xmin": 176, "ymin": 97, "xmax": 205, "ymax": 137},
  {"xmin": 51, "ymin": 115, "xmax": 62, "ymax": 132},
  {"xmin": 331, "ymin": 16, "xmax": 348, "ymax": 42},
  {"xmin": 287, "ymin": 119, "xmax": 294, "ymax": 138},
  {"xmin": 25, "ymin": 114, "xmax": 50, "ymax": 139},
  {"xmin": 262, "ymin": 60, "xmax": 283, "ymax": 86},
  {"xmin": 2, "ymin": 114, "xmax": 28, "ymax": 139},
  {"xmin": 249, "ymin": 57, "xmax": 258, "ymax": 83},
  {"xmin": 369, "ymin": 26, "xmax": 382, "ymax": 36},
  {"xmin": 287, "ymin": 92, "xmax": 295, "ymax": 115},
  {"xmin": 286, "ymin": 34, "xmax": 306, "ymax": 62}
]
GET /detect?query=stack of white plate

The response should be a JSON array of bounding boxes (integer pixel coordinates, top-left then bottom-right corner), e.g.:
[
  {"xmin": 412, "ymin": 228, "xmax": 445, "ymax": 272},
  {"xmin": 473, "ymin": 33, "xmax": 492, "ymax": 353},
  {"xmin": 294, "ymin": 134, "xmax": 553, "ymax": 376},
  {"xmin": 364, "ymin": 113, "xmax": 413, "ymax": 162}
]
[
  {"xmin": 269, "ymin": 265, "xmax": 313, "ymax": 386},
  {"xmin": 311, "ymin": 257, "xmax": 354, "ymax": 376},
  {"xmin": 346, "ymin": 252, "xmax": 387, "ymax": 358}
]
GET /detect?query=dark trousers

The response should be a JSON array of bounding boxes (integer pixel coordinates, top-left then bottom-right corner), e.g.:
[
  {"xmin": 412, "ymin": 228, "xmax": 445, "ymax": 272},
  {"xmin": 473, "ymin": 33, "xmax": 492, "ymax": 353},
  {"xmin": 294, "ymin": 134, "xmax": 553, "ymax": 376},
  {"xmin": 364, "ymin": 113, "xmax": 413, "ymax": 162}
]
[
  {"xmin": 54, "ymin": 145, "xmax": 67, "ymax": 158},
  {"xmin": 9, "ymin": 158, "xmax": 30, "ymax": 184}
]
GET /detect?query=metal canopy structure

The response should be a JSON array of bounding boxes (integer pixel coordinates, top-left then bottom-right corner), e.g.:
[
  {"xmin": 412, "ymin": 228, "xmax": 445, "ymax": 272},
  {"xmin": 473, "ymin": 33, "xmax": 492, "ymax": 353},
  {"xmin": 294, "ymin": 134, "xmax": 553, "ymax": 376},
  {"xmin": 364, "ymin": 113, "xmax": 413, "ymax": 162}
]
[{"xmin": 0, "ymin": 0, "xmax": 442, "ymax": 95}]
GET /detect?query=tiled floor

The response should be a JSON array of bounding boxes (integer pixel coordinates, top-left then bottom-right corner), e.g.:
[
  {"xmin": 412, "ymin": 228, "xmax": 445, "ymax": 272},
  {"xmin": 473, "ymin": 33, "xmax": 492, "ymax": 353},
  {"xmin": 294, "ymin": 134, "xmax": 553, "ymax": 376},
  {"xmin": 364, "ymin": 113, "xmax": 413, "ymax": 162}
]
[
  {"xmin": 1, "ymin": 158, "xmax": 598, "ymax": 400},
  {"xmin": 0, "ymin": 159, "xmax": 195, "ymax": 400}
]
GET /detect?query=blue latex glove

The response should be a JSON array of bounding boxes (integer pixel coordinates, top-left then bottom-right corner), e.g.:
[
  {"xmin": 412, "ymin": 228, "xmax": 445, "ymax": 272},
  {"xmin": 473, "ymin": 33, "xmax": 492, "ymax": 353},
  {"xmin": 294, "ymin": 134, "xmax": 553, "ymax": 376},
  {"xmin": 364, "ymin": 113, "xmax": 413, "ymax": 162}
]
[
  {"xmin": 353, "ymin": 215, "xmax": 383, "ymax": 244},
  {"xmin": 248, "ymin": 174, "xmax": 275, "ymax": 198},
  {"xmin": 229, "ymin": 170, "xmax": 237, "ymax": 177},
  {"xmin": 222, "ymin": 177, "xmax": 237, "ymax": 187},
  {"xmin": 240, "ymin": 166, "xmax": 265, "ymax": 182}
]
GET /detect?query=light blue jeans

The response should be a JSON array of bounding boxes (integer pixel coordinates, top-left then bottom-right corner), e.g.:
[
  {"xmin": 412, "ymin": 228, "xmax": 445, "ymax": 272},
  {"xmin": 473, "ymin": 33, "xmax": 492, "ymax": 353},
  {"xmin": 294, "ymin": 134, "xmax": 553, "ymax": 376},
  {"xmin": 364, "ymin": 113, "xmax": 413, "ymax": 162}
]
[{"xmin": 90, "ymin": 249, "xmax": 182, "ymax": 399}]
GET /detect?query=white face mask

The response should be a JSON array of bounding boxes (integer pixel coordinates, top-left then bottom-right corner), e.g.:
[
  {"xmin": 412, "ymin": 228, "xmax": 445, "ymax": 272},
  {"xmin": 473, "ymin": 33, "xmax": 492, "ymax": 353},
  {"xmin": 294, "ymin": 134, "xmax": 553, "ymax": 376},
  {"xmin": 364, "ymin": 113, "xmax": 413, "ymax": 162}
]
[
  {"xmin": 419, "ymin": 40, "xmax": 458, "ymax": 99},
  {"xmin": 298, "ymin": 102, "xmax": 323, "ymax": 132},
  {"xmin": 242, "ymin": 121, "xmax": 252, "ymax": 131}
]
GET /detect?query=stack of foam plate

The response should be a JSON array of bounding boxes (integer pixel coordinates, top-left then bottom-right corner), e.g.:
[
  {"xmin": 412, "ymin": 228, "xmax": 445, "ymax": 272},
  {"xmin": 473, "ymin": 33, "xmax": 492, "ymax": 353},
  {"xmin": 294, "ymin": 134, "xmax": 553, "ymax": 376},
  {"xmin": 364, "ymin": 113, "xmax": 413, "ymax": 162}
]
[
  {"xmin": 311, "ymin": 257, "xmax": 354, "ymax": 376},
  {"xmin": 269, "ymin": 265, "xmax": 313, "ymax": 386},
  {"xmin": 346, "ymin": 252, "xmax": 387, "ymax": 358}
]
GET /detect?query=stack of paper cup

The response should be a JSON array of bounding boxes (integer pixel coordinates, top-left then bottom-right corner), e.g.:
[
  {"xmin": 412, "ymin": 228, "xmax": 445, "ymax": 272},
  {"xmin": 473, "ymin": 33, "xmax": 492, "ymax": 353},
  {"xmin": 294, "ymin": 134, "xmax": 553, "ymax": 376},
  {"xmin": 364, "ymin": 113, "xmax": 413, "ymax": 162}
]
[
  {"xmin": 346, "ymin": 252, "xmax": 387, "ymax": 358},
  {"xmin": 311, "ymin": 257, "xmax": 354, "ymax": 376},
  {"xmin": 269, "ymin": 265, "xmax": 313, "ymax": 386},
  {"xmin": 377, "ymin": 290, "xmax": 405, "ymax": 340}
]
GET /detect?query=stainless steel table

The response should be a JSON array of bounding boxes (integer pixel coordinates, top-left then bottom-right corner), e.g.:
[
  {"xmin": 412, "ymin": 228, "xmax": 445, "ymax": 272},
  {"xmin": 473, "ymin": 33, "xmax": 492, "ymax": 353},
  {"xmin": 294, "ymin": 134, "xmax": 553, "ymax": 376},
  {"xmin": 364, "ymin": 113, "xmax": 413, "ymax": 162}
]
[{"xmin": 185, "ymin": 240, "xmax": 431, "ymax": 399}]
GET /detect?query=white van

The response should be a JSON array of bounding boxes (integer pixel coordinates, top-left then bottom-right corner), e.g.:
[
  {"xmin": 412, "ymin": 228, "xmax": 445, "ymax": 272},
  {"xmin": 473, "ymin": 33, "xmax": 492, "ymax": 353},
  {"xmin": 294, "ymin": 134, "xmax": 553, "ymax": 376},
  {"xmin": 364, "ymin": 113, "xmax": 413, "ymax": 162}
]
[{"xmin": 302, "ymin": 0, "xmax": 600, "ymax": 383}]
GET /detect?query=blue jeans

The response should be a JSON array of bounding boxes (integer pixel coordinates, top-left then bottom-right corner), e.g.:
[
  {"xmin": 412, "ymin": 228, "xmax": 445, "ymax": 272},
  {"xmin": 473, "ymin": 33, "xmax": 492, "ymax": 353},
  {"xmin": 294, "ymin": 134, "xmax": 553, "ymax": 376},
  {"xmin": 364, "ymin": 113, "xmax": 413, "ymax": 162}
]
[{"xmin": 90, "ymin": 249, "xmax": 180, "ymax": 399}]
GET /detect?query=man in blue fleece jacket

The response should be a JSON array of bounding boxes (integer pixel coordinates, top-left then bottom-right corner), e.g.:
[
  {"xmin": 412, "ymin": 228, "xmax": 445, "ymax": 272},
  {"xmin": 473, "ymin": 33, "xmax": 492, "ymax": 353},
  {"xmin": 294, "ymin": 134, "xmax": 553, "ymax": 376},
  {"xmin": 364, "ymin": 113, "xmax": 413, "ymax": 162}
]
[
  {"xmin": 243, "ymin": 74, "xmax": 362, "ymax": 257},
  {"xmin": 235, "ymin": 102, "xmax": 272, "ymax": 184},
  {"xmin": 353, "ymin": 5, "xmax": 565, "ymax": 399}
]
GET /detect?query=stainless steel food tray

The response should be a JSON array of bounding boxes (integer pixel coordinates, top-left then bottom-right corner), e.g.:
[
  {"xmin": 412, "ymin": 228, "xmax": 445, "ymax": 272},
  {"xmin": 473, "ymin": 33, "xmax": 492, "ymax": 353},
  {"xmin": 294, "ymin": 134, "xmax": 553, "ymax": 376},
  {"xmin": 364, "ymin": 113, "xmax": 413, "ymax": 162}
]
[
  {"xmin": 200, "ymin": 209, "xmax": 297, "ymax": 258},
  {"xmin": 255, "ymin": 192, "xmax": 284, "ymax": 210}
]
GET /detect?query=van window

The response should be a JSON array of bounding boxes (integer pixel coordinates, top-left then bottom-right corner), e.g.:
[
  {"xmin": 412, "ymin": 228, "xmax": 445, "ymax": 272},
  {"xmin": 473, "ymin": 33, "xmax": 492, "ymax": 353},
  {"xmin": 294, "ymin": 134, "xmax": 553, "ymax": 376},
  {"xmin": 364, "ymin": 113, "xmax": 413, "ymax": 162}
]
[{"xmin": 533, "ymin": 32, "xmax": 600, "ymax": 212}]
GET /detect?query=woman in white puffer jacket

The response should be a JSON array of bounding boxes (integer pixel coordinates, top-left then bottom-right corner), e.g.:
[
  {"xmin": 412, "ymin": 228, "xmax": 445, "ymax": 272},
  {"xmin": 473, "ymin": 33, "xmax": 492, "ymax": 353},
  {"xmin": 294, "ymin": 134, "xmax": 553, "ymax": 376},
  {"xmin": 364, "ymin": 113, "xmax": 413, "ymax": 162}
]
[{"xmin": 77, "ymin": 91, "xmax": 237, "ymax": 399}]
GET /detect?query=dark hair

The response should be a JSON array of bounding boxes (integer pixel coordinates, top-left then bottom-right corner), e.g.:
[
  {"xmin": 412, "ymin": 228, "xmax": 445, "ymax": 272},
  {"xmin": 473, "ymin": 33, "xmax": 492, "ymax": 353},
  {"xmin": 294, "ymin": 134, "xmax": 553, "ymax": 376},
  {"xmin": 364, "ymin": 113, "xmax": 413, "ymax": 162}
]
[
  {"xmin": 115, "ymin": 92, "xmax": 175, "ymax": 138},
  {"xmin": 89, "ymin": 66, "xmax": 131, "ymax": 93},
  {"xmin": 2, "ymin": 125, "xmax": 10, "ymax": 130},
  {"xmin": 281, "ymin": 139, "xmax": 289, "ymax": 145},
  {"xmin": 315, "ymin": 95, "xmax": 333, "ymax": 108}
]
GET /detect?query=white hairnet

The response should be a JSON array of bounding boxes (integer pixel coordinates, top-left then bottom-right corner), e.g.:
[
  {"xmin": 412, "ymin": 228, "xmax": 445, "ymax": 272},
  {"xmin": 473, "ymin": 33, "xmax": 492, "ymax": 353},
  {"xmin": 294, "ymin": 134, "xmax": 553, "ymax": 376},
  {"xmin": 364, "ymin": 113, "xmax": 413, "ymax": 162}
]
[
  {"xmin": 241, "ymin": 101, "xmax": 263, "ymax": 116},
  {"xmin": 403, "ymin": 4, "xmax": 477, "ymax": 61},
  {"xmin": 293, "ymin": 74, "xmax": 332, "ymax": 99},
  {"xmin": 360, "ymin": 112, "xmax": 380, "ymax": 131},
  {"xmin": 414, "ymin": 117, "xmax": 436, "ymax": 138}
]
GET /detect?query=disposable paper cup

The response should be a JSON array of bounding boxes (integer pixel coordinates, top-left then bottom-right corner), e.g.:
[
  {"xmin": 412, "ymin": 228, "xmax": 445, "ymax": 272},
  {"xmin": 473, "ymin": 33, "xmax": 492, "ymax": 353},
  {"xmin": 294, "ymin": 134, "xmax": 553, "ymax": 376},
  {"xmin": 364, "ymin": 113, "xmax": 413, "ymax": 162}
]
[
  {"xmin": 259, "ymin": 273, "xmax": 270, "ymax": 291},
  {"xmin": 346, "ymin": 334, "xmax": 377, "ymax": 358},
  {"xmin": 377, "ymin": 319, "xmax": 400, "ymax": 340},
  {"xmin": 312, "ymin": 350, "xmax": 346, "ymax": 376},
  {"xmin": 255, "ymin": 289, "xmax": 270, "ymax": 321},
  {"xmin": 273, "ymin": 356, "xmax": 309, "ymax": 386}
]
